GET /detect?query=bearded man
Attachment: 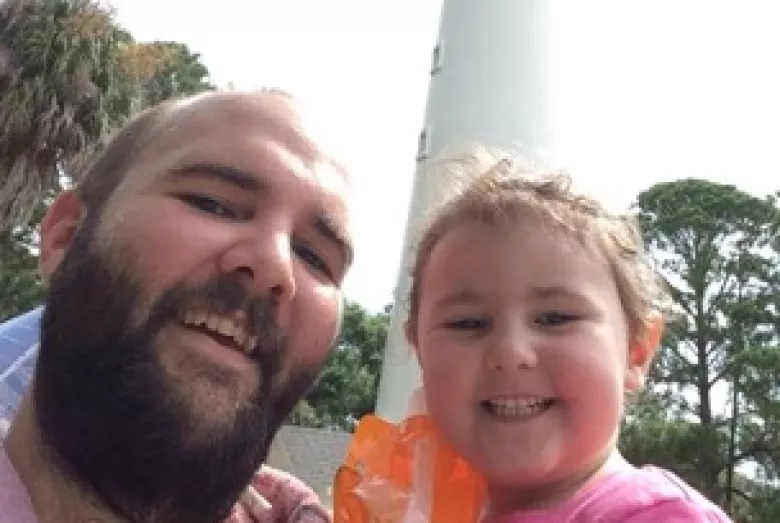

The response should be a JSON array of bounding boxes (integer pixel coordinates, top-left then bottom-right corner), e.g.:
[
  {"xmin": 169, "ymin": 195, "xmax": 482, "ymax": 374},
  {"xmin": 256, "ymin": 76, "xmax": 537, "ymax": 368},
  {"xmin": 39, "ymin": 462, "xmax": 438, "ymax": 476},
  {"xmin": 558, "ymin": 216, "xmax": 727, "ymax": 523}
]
[{"xmin": 1, "ymin": 90, "xmax": 353, "ymax": 523}]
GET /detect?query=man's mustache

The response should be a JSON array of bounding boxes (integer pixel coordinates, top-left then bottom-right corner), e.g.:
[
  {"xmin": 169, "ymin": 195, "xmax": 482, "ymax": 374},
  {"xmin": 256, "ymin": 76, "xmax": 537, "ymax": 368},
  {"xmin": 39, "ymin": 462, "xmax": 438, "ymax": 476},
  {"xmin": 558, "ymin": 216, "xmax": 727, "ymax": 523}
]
[{"xmin": 152, "ymin": 275, "xmax": 284, "ymax": 362}]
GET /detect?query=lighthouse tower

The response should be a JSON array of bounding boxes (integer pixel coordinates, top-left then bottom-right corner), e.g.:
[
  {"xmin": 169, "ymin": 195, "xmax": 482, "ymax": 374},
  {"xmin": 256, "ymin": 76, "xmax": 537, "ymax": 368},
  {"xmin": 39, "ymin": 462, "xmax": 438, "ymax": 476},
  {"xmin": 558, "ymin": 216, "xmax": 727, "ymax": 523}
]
[{"xmin": 375, "ymin": 0, "xmax": 564, "ymax": 422}]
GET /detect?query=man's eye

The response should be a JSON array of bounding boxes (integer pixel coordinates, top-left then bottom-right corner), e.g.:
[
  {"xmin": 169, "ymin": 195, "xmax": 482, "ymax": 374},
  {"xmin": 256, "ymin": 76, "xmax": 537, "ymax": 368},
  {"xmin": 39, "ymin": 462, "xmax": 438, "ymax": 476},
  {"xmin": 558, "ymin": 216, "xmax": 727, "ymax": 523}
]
[
  {"xmin": 536, "ymin": 312, "xmax": 578, "ymax": 326},
  {"xmin": 443, "ymin": 318, "xmax": 490, "ymax": 330},
  {"xmin": 294, "ymin": 244, "xmax": 331, "ymax": 278},
  {"xmin": 178, "ymin": 194, "xmax": 236, "ymax": 218}
]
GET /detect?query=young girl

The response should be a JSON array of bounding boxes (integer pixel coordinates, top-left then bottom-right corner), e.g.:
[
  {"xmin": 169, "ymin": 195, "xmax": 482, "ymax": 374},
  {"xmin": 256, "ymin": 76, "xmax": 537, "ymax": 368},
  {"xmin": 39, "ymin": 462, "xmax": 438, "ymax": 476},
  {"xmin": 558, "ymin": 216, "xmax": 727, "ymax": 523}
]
[{"xmin": 404, "ymin": 149, "xmax": 733, "ymax": 522}]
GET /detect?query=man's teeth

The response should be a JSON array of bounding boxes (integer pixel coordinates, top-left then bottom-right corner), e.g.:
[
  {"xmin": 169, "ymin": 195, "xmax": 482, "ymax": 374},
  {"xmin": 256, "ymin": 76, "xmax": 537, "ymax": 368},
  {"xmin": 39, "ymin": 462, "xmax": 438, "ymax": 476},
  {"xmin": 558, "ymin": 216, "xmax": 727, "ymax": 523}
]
[
  {"xmin": 485, "ymin": 397, "xmax": 553, "ymax": 418},
  {"xmin": 181, "ymin": 310, "xmax": 257, "ymax": 354}
]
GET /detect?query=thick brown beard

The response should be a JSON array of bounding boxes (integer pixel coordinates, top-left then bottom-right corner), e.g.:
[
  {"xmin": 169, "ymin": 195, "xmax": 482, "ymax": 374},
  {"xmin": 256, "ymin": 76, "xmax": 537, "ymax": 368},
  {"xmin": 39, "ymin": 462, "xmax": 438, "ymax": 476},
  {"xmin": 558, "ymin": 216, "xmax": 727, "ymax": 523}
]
[{"xmin": 35, "ymin": 220, "xmax": 321, "ymax": 523}]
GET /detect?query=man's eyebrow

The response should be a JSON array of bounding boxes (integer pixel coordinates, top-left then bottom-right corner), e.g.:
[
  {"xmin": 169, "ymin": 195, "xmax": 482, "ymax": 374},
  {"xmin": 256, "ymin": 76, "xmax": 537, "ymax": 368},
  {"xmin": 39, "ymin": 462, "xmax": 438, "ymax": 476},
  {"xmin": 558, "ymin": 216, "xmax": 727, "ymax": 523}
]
[
  {"xmin": 314, "ymin": 213, "xmax": 353, "ymax": 267},
  {"xmin": 168, "ymin": 163, "xmax": 267, "ymax": 192}
]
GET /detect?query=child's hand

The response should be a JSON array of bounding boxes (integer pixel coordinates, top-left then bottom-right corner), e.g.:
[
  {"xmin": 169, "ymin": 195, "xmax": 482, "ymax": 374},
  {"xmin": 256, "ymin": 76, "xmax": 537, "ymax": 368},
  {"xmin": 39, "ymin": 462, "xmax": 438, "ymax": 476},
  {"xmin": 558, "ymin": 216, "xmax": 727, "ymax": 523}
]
[{"xmin": 225, "ymin": 466, "xmax": 332, "ymax": 522}]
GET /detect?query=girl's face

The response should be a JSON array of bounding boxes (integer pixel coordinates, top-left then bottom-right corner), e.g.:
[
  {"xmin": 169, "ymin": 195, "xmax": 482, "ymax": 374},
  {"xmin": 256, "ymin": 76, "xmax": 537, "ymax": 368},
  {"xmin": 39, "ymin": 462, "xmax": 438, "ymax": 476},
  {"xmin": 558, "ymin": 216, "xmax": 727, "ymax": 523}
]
[{"xmin": 410, "ymin": 221, "xmax": 657, "ymax": 510}]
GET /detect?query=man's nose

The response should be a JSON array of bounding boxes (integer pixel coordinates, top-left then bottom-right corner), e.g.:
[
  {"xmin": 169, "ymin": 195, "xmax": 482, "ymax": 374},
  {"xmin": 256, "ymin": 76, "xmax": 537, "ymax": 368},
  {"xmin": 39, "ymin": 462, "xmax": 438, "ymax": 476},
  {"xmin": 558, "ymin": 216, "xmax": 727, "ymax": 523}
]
[
  {"xmin": 484, "ymin": 323, "xmax": 538, "ymax": 371},
  {"xmin": 218, "ymin": 229, "xmax": 297, "ymax": 304}
]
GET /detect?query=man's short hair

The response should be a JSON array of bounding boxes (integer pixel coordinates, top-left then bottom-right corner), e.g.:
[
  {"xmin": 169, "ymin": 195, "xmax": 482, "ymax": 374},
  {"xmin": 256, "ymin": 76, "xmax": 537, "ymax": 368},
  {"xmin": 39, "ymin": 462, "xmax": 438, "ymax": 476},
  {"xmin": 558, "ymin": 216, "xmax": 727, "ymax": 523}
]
[{"xmin": 75, "ymin": 101, "xmax": 174, "ymax": 213}]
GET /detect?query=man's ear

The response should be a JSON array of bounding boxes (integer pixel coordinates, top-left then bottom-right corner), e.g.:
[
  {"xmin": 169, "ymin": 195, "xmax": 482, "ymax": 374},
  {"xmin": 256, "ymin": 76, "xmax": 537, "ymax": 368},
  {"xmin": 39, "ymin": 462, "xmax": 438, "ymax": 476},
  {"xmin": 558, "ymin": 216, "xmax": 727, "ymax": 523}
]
[
  {"xmin": 625, "ymin": 314, "xmax": 664, "ymax": 392},
  {"xmin": 39, "ymin": 190, "xmax": 86, "ymax": 281}
]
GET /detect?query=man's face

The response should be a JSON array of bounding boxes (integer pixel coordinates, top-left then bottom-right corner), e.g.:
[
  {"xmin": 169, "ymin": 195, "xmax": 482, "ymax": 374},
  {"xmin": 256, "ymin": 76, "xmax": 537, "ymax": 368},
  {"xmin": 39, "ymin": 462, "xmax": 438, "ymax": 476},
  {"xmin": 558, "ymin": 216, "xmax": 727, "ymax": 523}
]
[{"xmin": 35, "ymin": 93, "xmax": 353, "ymax": 522}]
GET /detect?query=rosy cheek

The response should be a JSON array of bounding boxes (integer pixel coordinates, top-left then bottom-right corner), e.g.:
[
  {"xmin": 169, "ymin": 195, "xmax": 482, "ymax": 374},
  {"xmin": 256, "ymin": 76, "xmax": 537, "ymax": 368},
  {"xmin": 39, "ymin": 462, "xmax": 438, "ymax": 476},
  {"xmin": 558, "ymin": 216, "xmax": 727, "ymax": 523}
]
[
  {"xmin": 421, "ymin": 348, "xmax": 464, "ymax": 390},
  {"xmin": 123, "ymin": 207, "xmax": 230, "ymax": 279},
  {"xmin": 292, "ymin": 284, "xmax": 341, "ymax": 360}
]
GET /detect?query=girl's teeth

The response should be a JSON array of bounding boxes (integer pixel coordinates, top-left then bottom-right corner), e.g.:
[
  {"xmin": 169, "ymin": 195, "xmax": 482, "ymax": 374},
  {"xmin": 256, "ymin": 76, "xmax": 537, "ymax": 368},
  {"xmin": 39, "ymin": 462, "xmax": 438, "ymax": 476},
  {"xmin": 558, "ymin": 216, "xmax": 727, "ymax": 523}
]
[{"xmin": 486, "ymin": 398, "xmax": 553, "ymax": 418}]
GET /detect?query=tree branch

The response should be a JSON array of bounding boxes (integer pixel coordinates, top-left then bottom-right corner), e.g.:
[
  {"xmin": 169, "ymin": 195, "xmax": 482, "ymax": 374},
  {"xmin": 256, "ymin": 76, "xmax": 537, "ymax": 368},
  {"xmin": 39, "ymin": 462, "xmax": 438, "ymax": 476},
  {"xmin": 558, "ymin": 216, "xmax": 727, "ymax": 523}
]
[
  {"xmin": 730, "ymin": 439, "xmax": 768, "ymax": 467},
  {"xmin": 661, "ymin": 275, "xmax": 695, "ymax": 317},
  {"xmin": 708, "ymin": 361, "xmax": 730, "ymax": 388},
  {"xmin": 706, "ymin": 271, "xmax": 735, "ymax": 318},
  {"xmin": 730, "ymin": 486, "xmax": 753, "ymax": 503},
  {"xmin": 676, "ymin": 339, "xmax": 698, "ymax": 368}
]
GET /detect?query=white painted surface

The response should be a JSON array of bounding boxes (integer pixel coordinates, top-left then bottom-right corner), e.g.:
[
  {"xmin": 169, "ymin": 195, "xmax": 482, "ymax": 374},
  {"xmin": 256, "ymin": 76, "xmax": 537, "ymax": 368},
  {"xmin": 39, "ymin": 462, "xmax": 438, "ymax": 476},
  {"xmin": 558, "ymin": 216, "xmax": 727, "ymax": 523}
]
[{"xmin": 375, "ymin": 0, "xmax": 562, "ymax": 422}]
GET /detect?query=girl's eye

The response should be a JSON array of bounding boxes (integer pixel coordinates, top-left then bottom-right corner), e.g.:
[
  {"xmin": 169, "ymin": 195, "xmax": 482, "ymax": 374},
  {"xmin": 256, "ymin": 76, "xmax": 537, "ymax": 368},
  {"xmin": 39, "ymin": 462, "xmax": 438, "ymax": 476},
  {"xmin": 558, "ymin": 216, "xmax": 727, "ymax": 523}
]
[
  {"xmin": 294, "ymin": 244, "xmax": 331, "ymax": 279},
  {"xmin": 443, "ymin": 318, "xmax": 490, "ymax": 330},
  {"xmin": 178, "ymin": 194, "xmax": 237, "ymax": 219},
  {"xmin": 536, "ymin": 312, "xmax": 579, "ymax": 326}
]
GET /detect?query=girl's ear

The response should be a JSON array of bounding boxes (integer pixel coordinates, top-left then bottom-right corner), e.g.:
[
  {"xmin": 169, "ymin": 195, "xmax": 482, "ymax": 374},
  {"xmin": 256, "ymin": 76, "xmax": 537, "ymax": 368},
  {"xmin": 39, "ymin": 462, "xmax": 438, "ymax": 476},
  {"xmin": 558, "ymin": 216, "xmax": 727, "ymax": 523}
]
[{"xmin": 625, "ymin": 314, "xmax": 663, "ymax": 392}]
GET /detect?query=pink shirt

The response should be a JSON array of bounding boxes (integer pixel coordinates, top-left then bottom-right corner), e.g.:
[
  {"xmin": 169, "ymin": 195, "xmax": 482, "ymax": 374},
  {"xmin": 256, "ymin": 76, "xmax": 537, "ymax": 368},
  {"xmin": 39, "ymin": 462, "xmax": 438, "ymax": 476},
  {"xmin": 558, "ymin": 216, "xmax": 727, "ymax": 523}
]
[
  {"xmin": 491, "ymin": 457, "xmax": 733, "ymax": 523},
  {"xmin": 0, "ymin": 448, "xmax": 37, "ymax": 523}
]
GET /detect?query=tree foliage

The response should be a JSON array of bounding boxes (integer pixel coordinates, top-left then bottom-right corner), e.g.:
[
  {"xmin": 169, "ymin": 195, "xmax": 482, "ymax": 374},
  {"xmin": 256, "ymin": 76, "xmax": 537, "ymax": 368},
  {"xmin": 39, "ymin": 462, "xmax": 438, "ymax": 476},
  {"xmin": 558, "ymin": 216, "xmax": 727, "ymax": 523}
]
[
  {"xmin": 1, "ymin": 0, "xmax": 125, "ymax": 231},
  {"xmin": 0, "ymin": 210, "xmax": 45, "ymax": 321},
  {"xmin": 125, "ymin": 41, "xmax": 214, "ymax": 108},
  {"xmin": 288, "ymin": 303, "xmax": 390, "ymax": 431},
  {"xmin": 0, "ymin": 0, "xmax": 215, "ymax": 319},
  {"xmin": 0, "ymin": 0, "xmax": 214, "ymax": 234},
  {"xmin": 624, "ymin": 178, "xmax": 780, "ymax": 519}
]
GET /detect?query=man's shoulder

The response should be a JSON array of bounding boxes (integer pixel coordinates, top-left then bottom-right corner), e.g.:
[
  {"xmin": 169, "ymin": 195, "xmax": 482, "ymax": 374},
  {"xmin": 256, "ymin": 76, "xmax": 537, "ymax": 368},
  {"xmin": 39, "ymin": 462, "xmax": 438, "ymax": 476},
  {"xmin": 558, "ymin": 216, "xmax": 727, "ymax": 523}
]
[{"xmin": 0, "ymin": 448, "xmax": 38, "ymax": 523}]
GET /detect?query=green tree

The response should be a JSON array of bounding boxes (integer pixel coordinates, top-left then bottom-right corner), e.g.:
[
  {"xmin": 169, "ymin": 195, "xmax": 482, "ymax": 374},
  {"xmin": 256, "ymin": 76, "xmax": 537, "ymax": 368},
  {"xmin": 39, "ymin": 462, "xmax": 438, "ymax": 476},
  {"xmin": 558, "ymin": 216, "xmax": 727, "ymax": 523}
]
[
  {"xmin": 0, "ymin": 0, "xmax": 215, "ymax": 319},
  {"xmin": 632, "ymin": 178, "xmax": 780, "ymax": 517},
  {"xmin": 620, "ymin": 390, "xmax": 706, "ymax": 485},
  {"xmin": 0, "ymin": 224, "xmax": 45, "ymax": 321},
  {"xmin": 0, "ymin": 192, "xmax": 51, "ymax": 321},
  {"xmin": 0, "ymin": 0, "xmax": 216, "ymax": 235},
  {"xmin": 0, "ymin": 0, "xmax": 133, "ymax": 233},
  {"xmin": 288, "ymin": 302, "xmax": 390, "ymax": 431},
  {"xmin": 619, "ymin": 394, "xmax": 770, "ymax": 521},
  {"xmin": 128, "ymin": 41, "xmax": 214, "ymax": 107}
]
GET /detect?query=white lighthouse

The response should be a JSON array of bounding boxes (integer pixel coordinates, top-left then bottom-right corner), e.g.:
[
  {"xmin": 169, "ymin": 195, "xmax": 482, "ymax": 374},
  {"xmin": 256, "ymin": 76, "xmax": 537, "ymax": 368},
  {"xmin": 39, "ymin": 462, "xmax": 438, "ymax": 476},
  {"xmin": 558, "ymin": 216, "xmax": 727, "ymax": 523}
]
[{"xmin": 375, "ymin": 0, "xmax": 565, "ymax": 423}]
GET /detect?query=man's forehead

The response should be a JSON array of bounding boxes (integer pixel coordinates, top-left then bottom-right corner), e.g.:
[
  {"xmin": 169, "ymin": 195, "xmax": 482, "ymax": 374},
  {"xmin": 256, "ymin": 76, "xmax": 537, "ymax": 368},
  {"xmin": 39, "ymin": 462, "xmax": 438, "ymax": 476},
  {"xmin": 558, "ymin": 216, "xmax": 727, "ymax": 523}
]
[
  {"xmin": 109, "ymin": 91, "xmax": 353, "ymax": 230},
  {"xmin": 119, "ymin": 91, "xmax": 350, "ymax": 185},
  {"xmin": 167, "ymin": 92, "xmax": 313, "ymax": 153}
]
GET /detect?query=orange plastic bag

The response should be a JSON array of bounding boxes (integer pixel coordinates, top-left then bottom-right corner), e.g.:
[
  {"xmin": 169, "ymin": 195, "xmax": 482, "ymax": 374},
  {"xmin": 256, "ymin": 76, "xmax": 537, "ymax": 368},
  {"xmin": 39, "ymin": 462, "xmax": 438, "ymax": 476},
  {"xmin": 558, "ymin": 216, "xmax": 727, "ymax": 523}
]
[{"xmin": 333, "ymin": 413, "xmax": 486, "ymax": 523}]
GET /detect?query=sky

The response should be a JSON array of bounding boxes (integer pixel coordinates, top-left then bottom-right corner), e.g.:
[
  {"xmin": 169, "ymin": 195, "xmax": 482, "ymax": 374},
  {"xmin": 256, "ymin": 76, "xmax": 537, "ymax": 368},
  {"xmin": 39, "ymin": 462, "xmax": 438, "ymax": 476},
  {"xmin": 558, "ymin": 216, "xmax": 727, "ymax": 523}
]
[{"xmin": 109, "ymin": 0, "xmax": 780, "ymax": 312}]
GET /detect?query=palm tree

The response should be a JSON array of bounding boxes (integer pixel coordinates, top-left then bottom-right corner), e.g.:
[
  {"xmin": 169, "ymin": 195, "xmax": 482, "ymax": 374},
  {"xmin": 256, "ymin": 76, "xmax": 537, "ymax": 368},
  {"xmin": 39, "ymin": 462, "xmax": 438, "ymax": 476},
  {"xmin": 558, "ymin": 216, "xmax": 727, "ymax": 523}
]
[
  {"xmin": 128, "ymin": 41, "xmax": 215, "ymax": 108},
  {"xmin": 0, "ymin": 0, "xmax": 217, "ymax": 319},
  {"xmin": 0, "ymin": 0, "xmax": 134, "ymax": 234}
]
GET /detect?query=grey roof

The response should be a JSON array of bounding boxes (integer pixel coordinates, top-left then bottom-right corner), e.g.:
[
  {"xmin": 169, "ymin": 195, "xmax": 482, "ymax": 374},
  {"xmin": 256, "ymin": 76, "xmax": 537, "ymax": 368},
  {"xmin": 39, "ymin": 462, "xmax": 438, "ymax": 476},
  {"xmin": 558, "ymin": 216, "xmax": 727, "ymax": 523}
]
[{"xmin": 267, "ymin": 425, "xmax": 351, "ymax": 498}]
